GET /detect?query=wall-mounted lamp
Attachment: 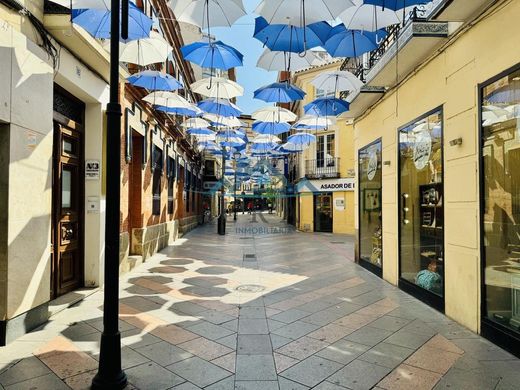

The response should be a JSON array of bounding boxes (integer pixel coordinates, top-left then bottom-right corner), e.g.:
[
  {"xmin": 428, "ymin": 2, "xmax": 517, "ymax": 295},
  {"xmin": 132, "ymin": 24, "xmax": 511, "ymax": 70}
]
[
  {"xmin": 449, "ymin": 137, "xmax": 463, "ymax": 146},
  {"xmin": 383, "ymin": 160, "xmax": 391, "ymax": 166}
]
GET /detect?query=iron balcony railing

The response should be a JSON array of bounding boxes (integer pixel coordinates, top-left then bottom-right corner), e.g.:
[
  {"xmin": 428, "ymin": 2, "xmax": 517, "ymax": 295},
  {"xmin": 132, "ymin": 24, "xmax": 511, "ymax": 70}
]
[{"xmin": 305, "ymin": 158, "xmax": 340, "ymax": 179}]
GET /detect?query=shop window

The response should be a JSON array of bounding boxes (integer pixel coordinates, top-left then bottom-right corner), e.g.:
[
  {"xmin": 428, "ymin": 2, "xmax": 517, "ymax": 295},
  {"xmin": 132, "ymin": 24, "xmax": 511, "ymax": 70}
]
[
  {"xmin": 481, "ymin": 67, "xmax": 520, "ymax": 339},
  {"xmin": 152, "ymin": 147, "xmax": 163, "ymax": 216},
  {"xmin": 398, "ymin": 109, "xmax": 444, "ymax": 305},
  {"xmin": 358, "ymin": 139, "xmax": 383, "ymax": 273}
]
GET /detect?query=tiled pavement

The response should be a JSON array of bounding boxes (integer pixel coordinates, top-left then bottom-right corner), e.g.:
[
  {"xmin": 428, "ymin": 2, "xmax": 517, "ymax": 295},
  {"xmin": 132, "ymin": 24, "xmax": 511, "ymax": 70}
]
[{"xmin": 1, "ymin": 213, "xmax": 520, "ymax": 389}]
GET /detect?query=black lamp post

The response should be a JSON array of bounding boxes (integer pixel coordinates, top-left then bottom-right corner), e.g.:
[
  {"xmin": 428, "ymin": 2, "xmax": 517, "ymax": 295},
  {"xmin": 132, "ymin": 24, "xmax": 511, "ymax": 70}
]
[
  {"xmin": 91, "ymin": 0, "xmax": 127, "ymax": 388},
  {"xmin": 218, "ymin": 148, "xmax": 226, "ymax": 235},
  {"xmin": 233, "ymin": 151, "xmax": 241, "ymax": 221}
]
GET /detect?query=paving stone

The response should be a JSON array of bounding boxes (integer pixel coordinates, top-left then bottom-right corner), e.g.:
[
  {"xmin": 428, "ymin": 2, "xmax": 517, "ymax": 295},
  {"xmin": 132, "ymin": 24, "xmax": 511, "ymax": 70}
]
[
  {"xmin": 125, "ymin": 361, "xmax": 185, "ymax": 390},
  {"xmin": 0, "ymin": 357, "xmax": 51, "ymax": 387},
  {"xmin": 307, "ymin": 323, "xmax": 356, "ymax": 344},
  {"xmin": 198, "ymin": 310, "xmax": 236, "ymax": 325},
  {"xmin": 270, "ymin": 334, "xmax": 293, "ymax": 349},
  {"xmin": 121, "ymin": 328, "xmax": 163, "ymax": 349},
  {"xmin": 399, "ymin": 319, "xmax": 437, "ymax": 337},
  {"xmin": 216, "ymin": 333, "xmax": 237, "ymax": 349},
  {"xmin": 280, "ymin": 355, "xmax": 342, "ymax": 388},
  {"xmin": 312, "ymin": 381, "xmax": 350, "ymax": 390},
  {"xmin": 167, "ymin": 356, "xmax": 232, "ymax": 388},
  {"xmin": 328, "ymin": 359, "xmax": 392, "ymax": 390},
  {"xmin": 301, "ymin": 310, "xmax": 345, "ymax": 326},
  {"xmin": 178, "ymin": 337, "xmax": 233, "ymax": 361},
  {"xmin": 239, "ymin": 306, "xmax": 266, "ymax": 319},
  {"xmin": 276, "ymin": 336, "xmax": 328, "ymax": 360},
  {"xmin": 358, "ymin": 342, "xmax": 415, "ymax": 369},
  {"xmin": 234, "ymin": 381, "xmax": 279, "ymax": 390},
  {"xmin": 38, "ymin": 350, "xmax": 98, "ymax": 379},
  {"xmin": 205, "ymin": 375, "xmax": 235, "ymax": 390},
  {"xmin": 220, "ymin": 319, "xmax": 238, "ymax": 332},
  {"xmin": 344, "ymin": 326, "xmax": 394, "ymax": 347},
  {"xmin": 384, "ymin": 328, "xmax": 433, "ymax": 350},
  {"xmin": 171, "ymin": 382, "xmax": 202, "ymax": 390},
  {"xmin": 316, "ymin": 339, "xmax": 370, "ymax": 365},
  {"xmin": 274, "ymin": 352, "xmax": 299, "ymax": 373},
  {"xmin": 237, "ymin": 334, "xmax": 273, "ymax": 355},
  {"xmin": 278, "ymin": 376, "xmax": 309, "ymax": 390},
  {"xmin": 186, "ymin": 321, "xmax": 234, "ymax": 340},
  {"xmin": 369, "ymin": 315, "xmax": 412, "ymax": 332},
  {"xmin": 267, "ymin": 319, "xmax": 287, "ymax": 331},
  {"xmin": 211, "ymin": 352, "xmax": 236, "ymax": 373},
  {"xmin": 271, "ymin": 321, "xmax": 320, "ymax": 340},
  {"xmin": 377, "ymin": 363, "xmax": 442, "ymax": 390},
  {"xmin": 270, "ymin": 309, "xmax": 312, "ymax": 324},
  {"xmin": 119, "ymin": 346, "xmax": 151, "ymax": 369},
  {"xmin": 134, "ymin": 341, "xmax": 193, "ymax": 366},
  {"xmin": 235, "ymin": 355, "xmax": 277, "ymax": 381},
  {"xmin": 4, "ymin": 373, "xmax": 70, "ymax": 390},
  {"xmin": 238, "ymin": 319, "xmax": 269, "ymax": 335},
  {"xmin": 404, "ymin": 345, "xmax": 461, "ymax": 374}
]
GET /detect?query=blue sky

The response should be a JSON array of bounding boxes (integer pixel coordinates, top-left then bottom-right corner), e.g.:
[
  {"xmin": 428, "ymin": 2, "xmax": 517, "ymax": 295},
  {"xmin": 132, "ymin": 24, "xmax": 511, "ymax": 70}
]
[{"xmin": 209, "ymin": 0, "xmax": 277, "ymax": 114}]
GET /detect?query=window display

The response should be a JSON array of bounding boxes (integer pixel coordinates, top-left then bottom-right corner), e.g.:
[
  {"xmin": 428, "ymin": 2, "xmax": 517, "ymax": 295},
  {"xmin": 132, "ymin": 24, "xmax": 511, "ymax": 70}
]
[
  {"xmin": 399, "ymin": 109, "xmax": 444, "ymax": 302},
  {"xmin": 359, "ymin": 140, "xmax": 382, "ymax": 271},
  {"xmin": 482, "ymin": 67, "xmax": 520, "ymax": 336}
]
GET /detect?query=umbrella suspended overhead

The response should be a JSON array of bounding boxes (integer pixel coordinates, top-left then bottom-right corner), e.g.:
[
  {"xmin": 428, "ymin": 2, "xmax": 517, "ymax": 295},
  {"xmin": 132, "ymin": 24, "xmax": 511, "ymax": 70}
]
[
  {"xmin": 280, "ymin": 142, "xmax": 307, "ymax": 152},
  {"xmin": 204, "ymin": 113, "xmax": 242, "ymax": 127},
  {"xmin": 252, "ymin": 106, "xmax": 297, "ymax": 123},
  {"xmin": 254, "ymin": 82, "xmax": 305, "ymax": 103},
  {"xmin": 253, "ymin": 134, "xmax": 282, "ymax": 144},
  {"xmin": 182, "ymin": 117, "xmax": 210, "ymax": 129},
  {"xmin": 168, "ymin": 0, "xmax": 246, "ymax": 28},
  {"xmin": 197, "ymin": 98, "xmax": 243, "ymax": 117},
  {"xmin": 128, "ymin": 71, "xmax": 183, "ymax": 91},
  {"xmin": 257, "ymin": 49, "xmax": 327, "ymax": 72},
  {"xmin": 118, "ymin": 31, "xmax": 172, "ymax": 65},
  {"xmin": 294, "ymin": 115, "xmax": 335, "ymax": 130},
  {"xmin": 191, "ymin": 77, "xmax": 244, "ymax": 99},
  {"xmin": 143, "ymin": 91, "xmax": 190, "ymax": 107},
  {"xmin": 311, "ymin": 70, "xmax": 364, "ymax": 94},
  {"xmin": 252, "ymin": 121, "xmax": 291, "ymax": 135},
  {"xmin": 305, "ymin": 97, "xmax": 350, "ymax": 117},
  {"xmin": 181, "ymin": 40, "xmax": 243, "ymax": 70},
  {"xmin": 287, "ymin": 132, "xmax": 316, "ymax": 144},
  {"xmin": 253, "ymin": 17, "xmax": 331, "ymax": 53},
  {"xmin": 324, "ymin": 25, "xmax": 386, "ymax": 58},
  {"xmin": 339, "ymin": 4, "xmax": 402, "ymax": 32},
  {"xmin": 186, "ymin": 128, "xmax": 215, "ymax": 136},
  {"xmin": 155, "ymin": 105, "xmax": 202, "ymax": 117},
  {"xmin": 72, "ymin": 3, "xmax": 152, "ymax": 40},
  {"xmin": 255, "ymin": 0, "xmax": 354, "ymax": 26},
  {"xmin": 364, "ymin": 0, "xmax": 431, "ymax": 11}
]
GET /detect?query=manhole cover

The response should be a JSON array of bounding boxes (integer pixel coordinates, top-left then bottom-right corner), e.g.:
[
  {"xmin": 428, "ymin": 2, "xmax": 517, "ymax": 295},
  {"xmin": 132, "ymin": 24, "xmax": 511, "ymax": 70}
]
[{"xmin": 235, "ymin": 284, "xmax": 265, "ymax": 293}]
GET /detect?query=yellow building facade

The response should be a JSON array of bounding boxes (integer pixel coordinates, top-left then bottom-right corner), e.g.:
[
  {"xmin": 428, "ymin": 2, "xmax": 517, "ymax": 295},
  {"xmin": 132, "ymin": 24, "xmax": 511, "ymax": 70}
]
[
  {"xmin": 291, "ymin": 63, "xmax": 356, "ymax": 235},
  {"xmin": 352, "ymin": 0, "xmax": 520, "ymax": 356}
]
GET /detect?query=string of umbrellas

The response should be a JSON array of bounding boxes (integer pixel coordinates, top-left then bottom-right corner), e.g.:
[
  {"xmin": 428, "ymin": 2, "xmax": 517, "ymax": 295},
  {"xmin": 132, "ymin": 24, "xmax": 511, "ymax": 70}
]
[{"xmin": 52, "ymin": 0, "xmax": 433, "ymax": 184}]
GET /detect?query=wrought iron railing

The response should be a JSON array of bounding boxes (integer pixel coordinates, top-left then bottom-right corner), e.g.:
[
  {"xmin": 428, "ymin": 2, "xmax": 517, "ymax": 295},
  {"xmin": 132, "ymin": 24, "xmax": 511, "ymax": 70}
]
[{"xmin": 305, "ymin": 158, "xmax": 340, "ymax": 179}]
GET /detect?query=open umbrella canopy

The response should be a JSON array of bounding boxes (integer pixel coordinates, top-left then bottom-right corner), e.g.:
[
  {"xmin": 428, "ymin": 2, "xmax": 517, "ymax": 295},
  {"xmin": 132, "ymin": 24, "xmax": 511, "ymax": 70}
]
[
  {"xmin": 181, "ymin": 40, "xmax": 243, "ymax": 70},
  {"xmin": 281, "ymin": 142, "xmax": 307, "ymax": 152},
  {"xmin": 252, "ymin": 121, "xmax": 291, "ymax": 135},
  {"xmin": 253, "ymin": 17, "xmax": 332, "ymax": 53},
  {"xmin": 182, "ymin": 117, "xmax": 210, "ymax": 129},
  {"xmin": 364, "ymin": 0, "xmax": 431, "ymax": 11},
  {"xmin": 252, "ymin": 106, "xmax": 297, "ymax": 123},
  {"xmin": 168, "ymin": 0, "xmax": 246, "ymax": 28},
  {"xmin": 204, "ymin": 113, "xmax": 242, "ymax": 127},
  {"xmin": 253, "ymin": 134, "xmax": 282, "ymax": 143},
  {"xmin": 154, "ymin": 105, "xmax": 202, "ymax": 117},
  {"xmin": 197, "ymin": 98, "xmax": 242, "ymax": 117},
  {"xmin": 311, "ymin": 70, "xmax": 364, "ymax": 93},
  {"xmin": 254, "ymin": 82, "xmax": 305, "ymax": 103},
  {"xmin": 191, "ymin": 77, "xmax": 244, "ymax": 99},
  {"xmin": 304, "ymin": 97, "xmax": 350, "ymax": 117},
  {"xmin": 339, "ymin": 4, "xmax": 402, "ymax": 32},
  {"xmin": 128, "ymin": 71, "xmax": 183, "ymax": 91},
  {"xmin": 257, "ymin": 49, "xmax": 327, "ymax": 72},
  {"xmin": 294, "ymin": 115, "xmax": 335, "ymax": 130},
  {"xmin": 118, "ymin": 31, "xmax": 172, "ymax": 65},
  {"xmin": 255, "ymin": 0, "xmax": 354, "ymax": 26},
  {"xmin": 287, "ymin": 132, "xmax": 316, "ymax": 145},
  {"xmin": 186, "ymin": 127, "xmax": 215, "ymax": 136},
  {"xmin": 324, "ymin": 25, "xmax": 386, "ymax": 58},
  {"xmin": 143, "ymin": 91, "xmax": 190, "ymax": 107},
  {"xmin": 72, "ymin": 3, "xmax": 152, "ymax": 40}
]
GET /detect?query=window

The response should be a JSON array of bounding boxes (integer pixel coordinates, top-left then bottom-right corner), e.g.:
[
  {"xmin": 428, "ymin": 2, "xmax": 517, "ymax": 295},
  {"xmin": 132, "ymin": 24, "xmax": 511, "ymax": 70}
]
[
  {"xmin": 317, "ymin": 134, "xmax": 335, "ymax": 168},
  {"xmin": 205, "ymin": 159, "xmax": 215, "ymax": 176},
  {"xmin": 359, "ymin": 140, "xmax": 383, "ymax": 273},
  {"xmin": 482, "ymin": 67, "xmax": 520, "ymax": 339},
  {"xmin": 152, "ymin": 147, "xmax": 163, "ymax": 216},
  {"xmin": 315, "ymin": 88, "xmax": 335, "ymax": 99},
  {"xmin": 167, "ymin": 156, "xmax": 175, "ymax": 215}
]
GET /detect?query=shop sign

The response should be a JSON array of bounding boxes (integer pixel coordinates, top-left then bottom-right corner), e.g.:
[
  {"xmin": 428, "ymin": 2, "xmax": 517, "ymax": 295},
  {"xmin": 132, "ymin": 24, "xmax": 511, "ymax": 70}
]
[
  {"xmin": 334, "ymin": 198, "xmax": 345, "ymax": 211},
  {"xmin": 85, "ymin": 160, "xmax": 100, "ymax": 180},
  {"xmin": 413, "ymin": 130, "xmax": 432, "ymax": 170},
  {"xmin": 367, "ymin": 149, "xmax": 378, "ymax": 181},
  {"xmin": 298, "ymin": 178, "xmax": 355, "ymax": 193}
]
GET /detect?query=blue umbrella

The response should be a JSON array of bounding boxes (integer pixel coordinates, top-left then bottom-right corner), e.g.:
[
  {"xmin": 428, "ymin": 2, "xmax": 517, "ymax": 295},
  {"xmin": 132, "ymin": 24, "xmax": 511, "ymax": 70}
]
[
  {"xmin": 363, "ymin": 0, "xmax": 431, "ymax": 11},
  {"xmin": 186, "ymin": 128, "xmax": 215, "ymax": 136},
  {"xmin": 127, "ymin": 70, "xmax": 183, "ymax": 91},
  {"xmin": 288, "ymin": 133, "xmax": 316, "ymax": 145},
  {"xmin": 251, "ymin": 142, "xmax": 278, "ymax": 154},
  {"xmin": 197, "ymin": 98, "xmax": 243, "ymax": 118},
  {"xmin": 324, "ymin": 25, "xmax": 386, "ymax": 58},
  {"xmin": 252, "ymin": 121, "xmax": 291, "ymax": 135},
  {"xmin": 253, "ymin": 16, "xmax": 331, "ymax": 53},
  {"xmin": 181, "ymin": 40, "xmax": 244, "ymax": 70},
  {"xmin": 72, "ymin": 3, "xmax": 152, "ymax": 40},
  {"xmin": 304, "ymin": 97, "xmax": 350, "ymax": 117},
  {"xmin": 254, "ymin": 82, "xmax": 305, "ymax": 103},
  {"xmin": 155, "ymin": 105, "xmax": 201, "ymax": 117}
]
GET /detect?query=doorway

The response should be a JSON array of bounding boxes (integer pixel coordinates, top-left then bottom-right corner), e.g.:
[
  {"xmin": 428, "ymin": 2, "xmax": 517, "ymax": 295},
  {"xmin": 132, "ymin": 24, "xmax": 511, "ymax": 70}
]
[
  {"xmin": 314, "ymin": 193, "xmax": 333, "ymax": 232},
  {"xmin": 398, "ymin": 108, "xmax": 444, "ymax": 311}
]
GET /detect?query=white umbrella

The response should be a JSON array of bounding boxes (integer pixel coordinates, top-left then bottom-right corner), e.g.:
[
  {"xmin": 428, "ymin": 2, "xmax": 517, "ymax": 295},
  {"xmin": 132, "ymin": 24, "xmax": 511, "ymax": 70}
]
[
  {"xmin": 255, "ymin": 0, "xmax": 355, "ymax": 26},
  {"xmin": 311, "ymin": 71, "xmax": 364, "ymax": 94},
  {"xmin": 281, "ymin": 142, "xmax": 308, "ymax": 152},
  {"xmin": 253, "ymin": 134, "xmax": 282, "ymax": 143},
  {"xmin": 191, "ymin": 77, "xmax": 244, "ymax": 99},
  {"xmin": 142, "ymin": 91, "xmax": 194, "ymax": 109},
  {"xmin": 339, "ymin": 4, "xmax": 402, "ymax": 32},
  {"xmin": 50, "ymin": 0, "xmax": 110, "ymax": 9},
  {"xmin": 168, "ymin": 0, "xmax": 246, "ymax": 28},
  {"xmin": 194, "ymin": 133, "xmax": 216, "ymax": 142},
  {"xmin": 294, "ymin": 115, "xmax": 336, "ymax": 129},
  {"xmin": 182, "ymin": 118, "xmax": 210, "ymax": 129},
  {"xmin": 252, "ymin": 107, "xmax": 297, "ymax": 123},
  {"xmin": 204, "ymin": 114, "xmax": 242, "ymax": 127},
  {"xmin": 119, "ymin": 31, "xmax": 172, "ymax": 66},
  {"xmin": 256, "ymin": 49, "xmax": 327, "ymax": 72}
]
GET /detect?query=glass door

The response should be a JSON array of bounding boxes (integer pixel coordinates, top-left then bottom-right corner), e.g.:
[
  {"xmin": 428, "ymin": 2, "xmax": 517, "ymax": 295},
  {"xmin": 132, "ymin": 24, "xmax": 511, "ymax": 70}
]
[
  {"xmin": 359, "ymin": 139, "xmax": 383, "ymax": 276},
  {"xmin": 314, "ymin": 193, "xmax": 333, "ymax": 232},
  {"xmin": 398, "ymin": 109, "xmax": 444, "ymax": 310}
]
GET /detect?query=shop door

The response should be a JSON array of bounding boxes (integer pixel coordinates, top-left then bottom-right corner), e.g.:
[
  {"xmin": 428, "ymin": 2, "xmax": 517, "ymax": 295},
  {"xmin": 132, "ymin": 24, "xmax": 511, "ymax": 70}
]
[
  {"xmin": 314, "ymin": 193, "xmax": 333, "ymax": 232},
  {"xmin": 398, "ymin": 109, "xmax": 444, "ymax": 311},
  {"xmin": 51, "ymin": 114, "xmax": 84, "ymax": 298}
]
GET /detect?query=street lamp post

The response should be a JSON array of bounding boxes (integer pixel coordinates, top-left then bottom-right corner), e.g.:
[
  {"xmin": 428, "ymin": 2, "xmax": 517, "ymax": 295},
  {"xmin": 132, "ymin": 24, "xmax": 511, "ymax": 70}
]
[
  {"xmin": 218, "ymin": 148, "xmax": 226, "ymax": 235},
  {"xmin": 91, "ymin": 0, "xmax": 127, "ymax": 388},
  {"xmin": 233, "ymin": 152, "xmax": 241, "ymax": 221}
]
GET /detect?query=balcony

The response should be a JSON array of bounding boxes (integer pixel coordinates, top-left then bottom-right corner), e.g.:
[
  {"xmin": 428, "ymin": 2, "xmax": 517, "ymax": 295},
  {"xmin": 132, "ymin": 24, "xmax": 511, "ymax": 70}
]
[{"xmin": 305, "ymin": 158, "xmax": 340, "ymax": 180}]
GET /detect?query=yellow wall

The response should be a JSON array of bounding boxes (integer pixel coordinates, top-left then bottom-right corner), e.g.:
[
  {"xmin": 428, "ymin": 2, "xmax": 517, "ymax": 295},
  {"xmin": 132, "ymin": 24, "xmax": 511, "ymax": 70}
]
[
  {"xmin": 354, "ymin": 0, "xmax": 520, "ymax": 332},
  {"xmin": 298, "ymin": 194, "xmax": 314, "ymax": 232}
]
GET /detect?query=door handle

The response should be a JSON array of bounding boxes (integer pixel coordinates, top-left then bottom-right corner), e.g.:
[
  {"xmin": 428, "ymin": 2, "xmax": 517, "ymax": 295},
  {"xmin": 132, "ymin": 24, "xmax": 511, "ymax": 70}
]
[{"xmin": 402, "ymin": 193, "xmax": 410, "ymax": 225}]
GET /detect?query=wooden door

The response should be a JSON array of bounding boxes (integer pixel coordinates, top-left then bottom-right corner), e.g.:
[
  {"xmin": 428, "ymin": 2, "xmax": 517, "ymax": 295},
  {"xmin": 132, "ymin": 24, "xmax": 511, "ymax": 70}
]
[{"xmin": 51, "ymin": 113, "xmax": 84, "ymax": 298}]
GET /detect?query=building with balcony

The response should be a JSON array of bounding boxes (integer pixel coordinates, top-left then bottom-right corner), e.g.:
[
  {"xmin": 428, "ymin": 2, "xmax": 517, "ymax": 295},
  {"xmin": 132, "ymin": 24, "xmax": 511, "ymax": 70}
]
[
  {"xmin": 286, "ymin": 62, "xmax": 355, "ymax": 234},
  {"xmin": 350, "ymin": 0, "xmax": 520, "ymax": 357}
]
